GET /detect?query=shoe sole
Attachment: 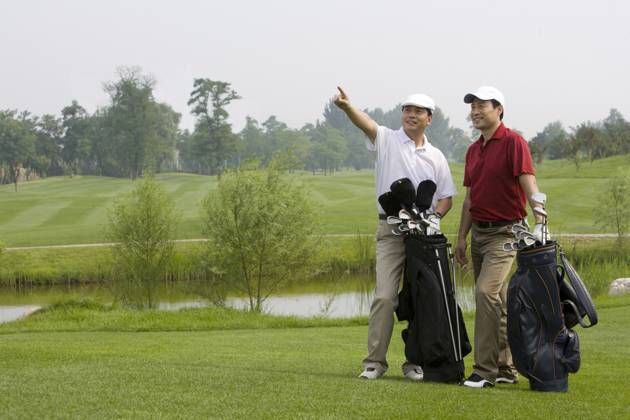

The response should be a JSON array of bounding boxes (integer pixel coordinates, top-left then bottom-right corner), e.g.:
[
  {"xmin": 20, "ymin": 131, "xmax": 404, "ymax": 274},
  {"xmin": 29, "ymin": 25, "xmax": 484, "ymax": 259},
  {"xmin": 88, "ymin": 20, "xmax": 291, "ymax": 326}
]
[{"xmin": 495, "ymin": 379, "xmax": 518, "ymax": 384}]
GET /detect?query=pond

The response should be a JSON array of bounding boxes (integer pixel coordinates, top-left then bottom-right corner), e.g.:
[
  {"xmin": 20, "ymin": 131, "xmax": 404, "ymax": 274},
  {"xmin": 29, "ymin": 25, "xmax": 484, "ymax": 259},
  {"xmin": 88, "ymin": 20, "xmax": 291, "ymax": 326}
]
[{"xmin": 0, "ymin": 274, "xmax": 476, "ymax": 323}]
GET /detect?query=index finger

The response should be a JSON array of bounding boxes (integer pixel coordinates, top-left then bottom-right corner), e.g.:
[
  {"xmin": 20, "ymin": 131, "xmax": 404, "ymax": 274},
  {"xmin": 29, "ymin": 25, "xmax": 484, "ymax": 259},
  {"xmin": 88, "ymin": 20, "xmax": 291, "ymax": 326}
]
[{"xmin": 337, "ymin": 86, "xmax": 347, "ymax": 98}]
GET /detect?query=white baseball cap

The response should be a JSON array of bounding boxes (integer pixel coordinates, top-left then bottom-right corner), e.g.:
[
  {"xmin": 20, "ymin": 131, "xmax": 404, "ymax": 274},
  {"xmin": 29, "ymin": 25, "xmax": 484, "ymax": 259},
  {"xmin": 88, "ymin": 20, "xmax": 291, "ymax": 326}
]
[
  {"xmin": 401, "ymin": 93, "xmax": 435, "ymax": 112},
  {"xmin": 464, "ymin": 86, "xmax": 505, "ymax": 108}
]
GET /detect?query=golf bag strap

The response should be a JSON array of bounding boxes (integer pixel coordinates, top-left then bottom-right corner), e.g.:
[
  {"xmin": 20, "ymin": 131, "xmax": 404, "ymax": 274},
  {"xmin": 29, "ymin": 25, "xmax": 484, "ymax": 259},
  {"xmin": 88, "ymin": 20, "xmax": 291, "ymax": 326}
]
[
  {"xmin": 560, "ymin": 252, "xmax": 598, "ymax": 328},
  {"xmin": 561, "ymin": 299, "xmax": 592, "ymax": 329}
]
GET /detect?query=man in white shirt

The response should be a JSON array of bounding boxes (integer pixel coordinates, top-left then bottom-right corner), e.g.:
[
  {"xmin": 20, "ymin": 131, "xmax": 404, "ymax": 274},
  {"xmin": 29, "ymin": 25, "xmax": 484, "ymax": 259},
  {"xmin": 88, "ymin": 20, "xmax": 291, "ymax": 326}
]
[{"xmin": 334, "ymin": 86, "xmax": 457, "ymax": 380}]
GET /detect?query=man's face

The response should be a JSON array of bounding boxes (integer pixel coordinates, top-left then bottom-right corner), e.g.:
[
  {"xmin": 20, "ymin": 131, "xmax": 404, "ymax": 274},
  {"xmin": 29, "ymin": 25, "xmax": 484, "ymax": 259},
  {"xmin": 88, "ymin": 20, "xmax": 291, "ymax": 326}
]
[
  {"xmin": 401, "ymin": 105, "xmax": 432, "ymax": 132},
  {"xmin": 469, "ymin": 99, "xmax": 502, "ymax": 130}
]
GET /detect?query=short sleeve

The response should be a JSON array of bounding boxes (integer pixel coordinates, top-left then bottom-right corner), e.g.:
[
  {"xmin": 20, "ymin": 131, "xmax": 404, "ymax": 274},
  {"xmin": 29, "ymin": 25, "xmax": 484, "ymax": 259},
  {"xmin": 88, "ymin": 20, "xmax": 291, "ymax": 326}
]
[
  {"xmin": 366, "ymin": 125, "xmax": 389, "ymax": 153},
  {"xmin": 511, "ymin": 135, "xmax": 535, "ymax": 177},
  {"xmin": 435, "ymin": 154, "xmax": 457, "ymax": 200}
]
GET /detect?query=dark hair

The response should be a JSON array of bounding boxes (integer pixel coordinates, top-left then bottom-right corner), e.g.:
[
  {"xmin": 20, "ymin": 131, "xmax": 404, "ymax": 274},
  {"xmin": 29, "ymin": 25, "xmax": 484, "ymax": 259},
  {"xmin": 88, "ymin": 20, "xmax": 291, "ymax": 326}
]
[
  {"xmin": 401, "ymin": 105, "xmax": 432, "ymax": 117},
  {"xmin": 491, "ymin": 99, "xmax": 504, "ymax": 120}
]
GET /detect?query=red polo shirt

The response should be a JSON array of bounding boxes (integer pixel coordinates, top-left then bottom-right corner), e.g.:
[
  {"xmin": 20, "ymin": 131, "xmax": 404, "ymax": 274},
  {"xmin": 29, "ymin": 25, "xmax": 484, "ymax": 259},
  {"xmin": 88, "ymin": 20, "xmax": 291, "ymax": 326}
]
[{"xmin": 463, "ymin": 123, "xmax": 535, "ymax": 222}]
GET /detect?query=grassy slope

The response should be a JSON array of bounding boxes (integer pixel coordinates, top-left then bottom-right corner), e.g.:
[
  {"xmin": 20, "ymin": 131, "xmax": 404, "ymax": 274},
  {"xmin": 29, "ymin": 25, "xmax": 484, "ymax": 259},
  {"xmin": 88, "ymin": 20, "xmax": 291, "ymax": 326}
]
[
  {"xmin": 1, "ymin": 155, "xmax": 628, "ymax": 247},
  {"xmin": 0, "ymin": 297, "xmax": 629, "ymax": 419}
]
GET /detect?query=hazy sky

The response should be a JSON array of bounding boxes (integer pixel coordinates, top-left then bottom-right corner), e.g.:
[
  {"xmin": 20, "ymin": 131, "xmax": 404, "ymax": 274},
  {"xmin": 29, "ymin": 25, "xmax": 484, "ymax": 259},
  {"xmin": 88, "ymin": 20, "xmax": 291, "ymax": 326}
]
[{"xmin": 1, "ymin": 0, "xmax": 629, "ymax": 139}]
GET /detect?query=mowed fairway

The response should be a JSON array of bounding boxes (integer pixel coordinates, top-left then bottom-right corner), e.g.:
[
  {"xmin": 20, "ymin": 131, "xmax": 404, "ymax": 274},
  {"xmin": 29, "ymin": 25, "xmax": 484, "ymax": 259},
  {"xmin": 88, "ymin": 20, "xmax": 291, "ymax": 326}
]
[
  {"xmin": 0, "ymin": 300, "xmax": 628, "ymax": 419},
  {"xmin": 1, "ymin": 155, "xmax": 627, "ymax": 247}
]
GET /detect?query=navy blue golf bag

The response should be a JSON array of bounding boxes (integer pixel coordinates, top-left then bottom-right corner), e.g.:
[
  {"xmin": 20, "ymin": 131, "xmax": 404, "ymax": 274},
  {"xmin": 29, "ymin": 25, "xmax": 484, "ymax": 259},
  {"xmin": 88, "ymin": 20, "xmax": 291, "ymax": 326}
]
[
  {"xmin": 396, "ymin": 234, "xmax": 472, "ymax": 383},
  {"xmin": 507, "ymin": 242, "xmax": 597, "ymax": 392}
]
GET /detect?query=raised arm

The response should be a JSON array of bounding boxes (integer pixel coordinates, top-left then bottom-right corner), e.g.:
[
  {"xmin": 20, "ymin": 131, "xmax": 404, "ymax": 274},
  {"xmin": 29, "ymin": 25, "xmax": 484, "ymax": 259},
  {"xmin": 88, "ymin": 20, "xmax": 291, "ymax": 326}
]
[{"xmin": 333, "ymin": 86, "xmax": 378, "ymax": 143}]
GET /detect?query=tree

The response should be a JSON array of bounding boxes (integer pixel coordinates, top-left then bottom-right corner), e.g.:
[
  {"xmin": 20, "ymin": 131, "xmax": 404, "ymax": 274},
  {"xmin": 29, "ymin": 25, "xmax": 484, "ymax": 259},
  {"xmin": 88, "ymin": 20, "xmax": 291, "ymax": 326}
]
[
  {"xmin": 34, "ymin": 114, "xmax": 64, "ymax": 177},
  {"xmin": 201, "ymin": 162, "xmax": 321, "ymax": 312},
  {"xmin": 60, "ymin": 100, "xmax": 93, "ymax": 176},
  {"xmin": 188, "ymin": 78, "xmax": 241, "ymax": 176},
  {"xmin": 102, "ymin": 67, "xmax": 170, "ymax": 179},
  {"xmin": 0, "ymin": 110, "xmax": 36, "ymax": 191},
  {"xmin": 106, "ymin": 173, "xmax": 179, "ymax": 308},
  {"xmin": 602, "ymin": 109, "xmax": 630, "ymax": 156},
  {"xmin": 530, "ymin": 121, "xmax": 568, "ymax": 164},
  {"xmin": 594, "ymin": 169, "xmax": 630, "ymax": 243}
]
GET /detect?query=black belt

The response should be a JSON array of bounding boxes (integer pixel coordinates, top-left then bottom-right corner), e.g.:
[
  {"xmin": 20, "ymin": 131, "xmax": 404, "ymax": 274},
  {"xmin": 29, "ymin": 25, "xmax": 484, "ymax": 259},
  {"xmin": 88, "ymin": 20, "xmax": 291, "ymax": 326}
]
[
  {"xmin": 474, "ymin": 220, "xmax": 518, "ymax": 228},
  {"xmin": 378, "ymin": 214, "xmax": 387, "ymax": 220}
]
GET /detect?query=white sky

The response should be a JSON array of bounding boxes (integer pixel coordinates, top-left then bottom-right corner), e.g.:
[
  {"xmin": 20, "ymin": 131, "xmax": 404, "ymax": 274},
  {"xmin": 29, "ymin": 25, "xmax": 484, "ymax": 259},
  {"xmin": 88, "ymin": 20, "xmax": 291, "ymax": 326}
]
[{"xmin": 1, "ymin": 0, "xmax": 629, "ymax": 139}]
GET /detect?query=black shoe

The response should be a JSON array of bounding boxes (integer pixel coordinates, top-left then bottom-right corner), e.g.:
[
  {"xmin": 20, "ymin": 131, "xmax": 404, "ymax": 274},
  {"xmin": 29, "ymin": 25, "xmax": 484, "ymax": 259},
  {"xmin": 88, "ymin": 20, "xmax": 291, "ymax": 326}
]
[
  {"xmin": 462, "ymin": 373, "xmax": 494, "ymax": 388},
  {"xmin": 496, "ymin": 372, "xmax": 519, "ymax": 384}
]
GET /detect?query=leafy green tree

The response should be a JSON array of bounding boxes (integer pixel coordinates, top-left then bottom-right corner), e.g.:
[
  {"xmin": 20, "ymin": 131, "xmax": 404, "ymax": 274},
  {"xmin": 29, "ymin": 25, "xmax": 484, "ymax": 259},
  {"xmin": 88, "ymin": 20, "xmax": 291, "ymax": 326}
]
[
  {"xmin": 306, "ymin": 124, "xmax": 348, "ymax": 175},
  {"xmin": 61, "ymin": 100, "xmax": 93, "ymax": 176},
  {"xmin": 0, "ymin": 110, "xmax": 36, "ymax": 191},
  {"xmin": 34, "ymin": 114, "xmax": 64, "ymax": 177},
  {"xmin": 106, "ymin": 173, "xmax": 179, "ymax": 308},
  {"xmin": 602, "ymin": 109, "xmax": 630, "ymax": 156},
  {"xmin": 103, "ymin": 67, "xmax": 159, "ymax": 179},
  {"xmin": 530, "ymin": 121, "xmax": 568, "ymax": 164},
  {"xmin": 595, "ymin": 169, "xmax": 630, "ymax": 243},
  {"xmin": 201, "ymin": 162, "xmax": 321, "ymax": 312},
  {"xmin": 239, "ymin": 117, "xmax": 267, "ymax": 163},
  {"xmin": 188, "ymin": 78, "xmax": 241, "ymax": 176}
]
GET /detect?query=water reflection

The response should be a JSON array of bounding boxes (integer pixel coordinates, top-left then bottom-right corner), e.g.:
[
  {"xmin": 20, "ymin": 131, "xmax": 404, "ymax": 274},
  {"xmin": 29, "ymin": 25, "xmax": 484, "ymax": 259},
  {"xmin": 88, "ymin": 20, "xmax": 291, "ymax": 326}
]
[{"xmin": 0, "ymin": 274, "xmax": 476, "ymax": 322}]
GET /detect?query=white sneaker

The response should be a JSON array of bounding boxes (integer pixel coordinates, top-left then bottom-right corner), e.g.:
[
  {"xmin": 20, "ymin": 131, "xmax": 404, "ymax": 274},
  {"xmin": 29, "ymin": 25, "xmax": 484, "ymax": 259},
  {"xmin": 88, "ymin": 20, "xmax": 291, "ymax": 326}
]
[
  {"xmin": 403, "ymin": 367, "xmax": 424, "ymax": 381},
  {"xmin": 359, "ymin": 366, "xmax": 385, "ymax": 380},
  {"xmin": 462, "ymin": 373, "xmax": 494, "ymax": 388}
]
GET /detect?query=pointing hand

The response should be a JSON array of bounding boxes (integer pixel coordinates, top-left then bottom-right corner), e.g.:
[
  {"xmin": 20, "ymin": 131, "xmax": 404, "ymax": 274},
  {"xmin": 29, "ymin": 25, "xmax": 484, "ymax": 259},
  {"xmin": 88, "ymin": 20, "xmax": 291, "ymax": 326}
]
[{"xmin": 333, "ymin": 86, "xmax": 351, "ymax": 110}]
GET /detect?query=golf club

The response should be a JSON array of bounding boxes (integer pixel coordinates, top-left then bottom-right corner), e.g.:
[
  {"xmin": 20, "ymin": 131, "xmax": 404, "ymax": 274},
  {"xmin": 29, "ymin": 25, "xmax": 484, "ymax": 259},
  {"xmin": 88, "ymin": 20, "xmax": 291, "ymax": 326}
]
[
  {"xmin": 416, "ymin": 180, "xmax": 437, "ymax": 212},
  {"xmin": 378, "ymin": 191, "xmax": 402, "ymax": 217},
  {"xmin": 435, "ymin": 249, "xmax": 459, "ymax": 362}
]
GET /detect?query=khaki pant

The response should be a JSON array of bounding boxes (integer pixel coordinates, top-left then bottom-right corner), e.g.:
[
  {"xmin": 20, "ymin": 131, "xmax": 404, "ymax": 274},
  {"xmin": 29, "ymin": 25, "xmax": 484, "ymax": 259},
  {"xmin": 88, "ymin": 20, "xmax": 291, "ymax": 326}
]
[
  {"xmin": 362, "ymin": 220, "xmax": 415, "ymax": 373},
  {"xmin": 470, "ymin": 224, "xmax": 518, "ymax": 381}
]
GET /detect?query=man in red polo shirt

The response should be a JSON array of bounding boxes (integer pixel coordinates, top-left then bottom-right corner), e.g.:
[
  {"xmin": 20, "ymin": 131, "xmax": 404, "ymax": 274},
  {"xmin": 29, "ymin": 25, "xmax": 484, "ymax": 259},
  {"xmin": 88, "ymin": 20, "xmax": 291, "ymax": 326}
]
[{"xmin": 455, "ymin": 86, "xmax": 546, "ymax": 388}]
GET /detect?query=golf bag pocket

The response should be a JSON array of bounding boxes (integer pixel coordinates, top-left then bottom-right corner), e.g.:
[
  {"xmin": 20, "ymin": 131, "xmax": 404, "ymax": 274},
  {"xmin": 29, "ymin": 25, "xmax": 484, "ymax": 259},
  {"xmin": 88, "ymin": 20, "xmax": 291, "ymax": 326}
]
[{"xmin": 555, "ymin": 328, "xmax": 580, "ymax": 374}]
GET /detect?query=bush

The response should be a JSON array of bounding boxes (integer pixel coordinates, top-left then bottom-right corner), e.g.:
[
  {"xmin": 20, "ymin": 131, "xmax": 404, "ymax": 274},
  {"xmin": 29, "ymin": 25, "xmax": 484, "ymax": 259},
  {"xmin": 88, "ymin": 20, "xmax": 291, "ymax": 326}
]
[
  {"xmin": 106, "ymin": 173, "xmax": 179, "ymax": 308},
  {"xmin": 202, "ymin": 164, "xmax": 321, "ymax": 312}
]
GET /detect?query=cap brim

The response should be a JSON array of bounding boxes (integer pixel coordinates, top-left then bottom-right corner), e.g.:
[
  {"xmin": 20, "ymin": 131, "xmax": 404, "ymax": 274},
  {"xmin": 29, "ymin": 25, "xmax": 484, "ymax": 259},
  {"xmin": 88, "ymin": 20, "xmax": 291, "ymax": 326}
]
[{"xmin": 463, "ymin": 93, "xmax": 478, "ymax": 104}]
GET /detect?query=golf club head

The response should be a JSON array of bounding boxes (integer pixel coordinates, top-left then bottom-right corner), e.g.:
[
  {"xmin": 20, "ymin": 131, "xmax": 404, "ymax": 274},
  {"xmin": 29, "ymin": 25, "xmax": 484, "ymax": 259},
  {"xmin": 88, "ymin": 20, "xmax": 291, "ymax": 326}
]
[
  {"xmin": 391, "ymin": 226, "xmax": 404, "ymax": 236},
  {"xmin": 518, "ymin": 237, "xmax": 536, "ymax": 248},
  {"xmin": 386, "ymin": 216, "xmax": 402, "ymax": 225},
  {"xmin": 531, "ymin": 192, "xmax": 547, "ymax": 206},
  {"xmin": 502, "ymin": 243, "xmax": 515, "ymax": 252},
  {"xmin": 511, "ymin": 224, "xmax": 529, "ymax": 234},
  {"xmin": 378, "ymin": 192, "xmax": 402, "ymax": 217},
  {"xmin": 512, "ymin": 242, "xmax": 525, "ymax": 251},
  {"xmin": 515, "ymin": 230, "xmax": 536, "ymax": 240},
  {"xmin": 390, "ymin": 178, "xmax": 416, "ymax": 210},
  {"xmin": 533, "ymin": 206, "xmax": 548, "ymax": 218},
  {"xmin": 399, "ymin": 209, "xmax": 412, "ymax": 220},
  {"xmin": 415, "ymin": 180, "xmax": 437, "ymax": 212}
]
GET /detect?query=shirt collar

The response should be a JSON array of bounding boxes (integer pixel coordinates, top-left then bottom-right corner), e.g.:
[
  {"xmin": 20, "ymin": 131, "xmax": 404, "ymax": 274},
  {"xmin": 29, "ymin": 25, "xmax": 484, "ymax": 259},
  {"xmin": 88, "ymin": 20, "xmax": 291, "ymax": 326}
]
[
  {"xmin": 398, "ymin": 128, "xmax": 430, "ymax": 150},
  {"xmin": 476, "ymin": 122, "xmax": 507, "ymax": 144}
]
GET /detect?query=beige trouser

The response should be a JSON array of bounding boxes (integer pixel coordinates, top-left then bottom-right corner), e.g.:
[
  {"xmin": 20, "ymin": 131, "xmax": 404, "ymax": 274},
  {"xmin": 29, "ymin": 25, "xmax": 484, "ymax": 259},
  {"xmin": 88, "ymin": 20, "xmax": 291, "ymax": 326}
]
[
  {"xmin": 470, "ymin": 223, "xmax": 519, "ymax": 381},
  {"xmin": 362, "ymin": 220, "xmax": 415, "ymax": 373}
]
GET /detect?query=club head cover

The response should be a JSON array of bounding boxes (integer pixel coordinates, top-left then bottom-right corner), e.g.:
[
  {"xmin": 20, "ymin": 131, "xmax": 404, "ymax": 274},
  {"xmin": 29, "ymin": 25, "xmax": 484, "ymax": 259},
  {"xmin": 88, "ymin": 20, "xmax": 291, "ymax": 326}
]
[
  {"xmin": 416, "ymin": 180, "xmax": 437, "ymax": 212},
  {"xmin": 378, "ymin": 192, "xmax": 402, "ymax": 217},
  {"xmin": 390, "ymin": 178, "xmax": 416, "ymax": 210}
]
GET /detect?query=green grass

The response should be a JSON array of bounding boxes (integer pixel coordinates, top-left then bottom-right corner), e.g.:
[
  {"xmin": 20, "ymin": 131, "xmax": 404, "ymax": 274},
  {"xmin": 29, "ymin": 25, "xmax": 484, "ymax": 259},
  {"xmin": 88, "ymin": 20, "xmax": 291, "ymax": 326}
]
[
  {"xmin": 0, "ymin": 296, "xmax": 629, "ymax": 419},
  {"xmin": 1, "ymin": 154, "xmax": 629, "ymax": 247}
]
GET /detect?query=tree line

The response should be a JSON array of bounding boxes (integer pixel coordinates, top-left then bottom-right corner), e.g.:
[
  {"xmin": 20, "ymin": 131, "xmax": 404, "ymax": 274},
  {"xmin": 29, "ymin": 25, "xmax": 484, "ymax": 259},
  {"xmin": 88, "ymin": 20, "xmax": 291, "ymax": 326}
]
[{"xmin": 2, "ymin": 66, "xmax": 630, "ymax": 189}]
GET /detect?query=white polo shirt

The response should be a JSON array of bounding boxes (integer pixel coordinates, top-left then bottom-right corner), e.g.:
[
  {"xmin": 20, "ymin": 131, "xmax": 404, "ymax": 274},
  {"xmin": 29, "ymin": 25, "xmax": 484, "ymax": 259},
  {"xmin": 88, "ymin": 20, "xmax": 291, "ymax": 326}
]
[{"xmin": 367, "ymin": 125, "xmax": 457, "ymax": 214}]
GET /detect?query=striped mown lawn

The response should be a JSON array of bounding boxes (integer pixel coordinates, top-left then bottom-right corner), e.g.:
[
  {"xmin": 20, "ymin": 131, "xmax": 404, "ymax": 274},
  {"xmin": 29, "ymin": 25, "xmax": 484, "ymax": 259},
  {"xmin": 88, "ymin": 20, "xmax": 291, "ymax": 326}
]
[{"xmin": 1, "ymin": 155, "xmax": 627, "ymax": 247}]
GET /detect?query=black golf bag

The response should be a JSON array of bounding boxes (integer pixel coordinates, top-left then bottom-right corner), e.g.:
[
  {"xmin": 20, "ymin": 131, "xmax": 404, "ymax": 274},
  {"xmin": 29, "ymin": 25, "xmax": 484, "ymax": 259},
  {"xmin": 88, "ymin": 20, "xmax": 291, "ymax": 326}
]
[
  {"xmin": 507, "ymin": 242, "xmax": 598, "ymax": 392},
  {"xmin": 396, "ymin": 234, "xmax": 472, "ymax": 383}
]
